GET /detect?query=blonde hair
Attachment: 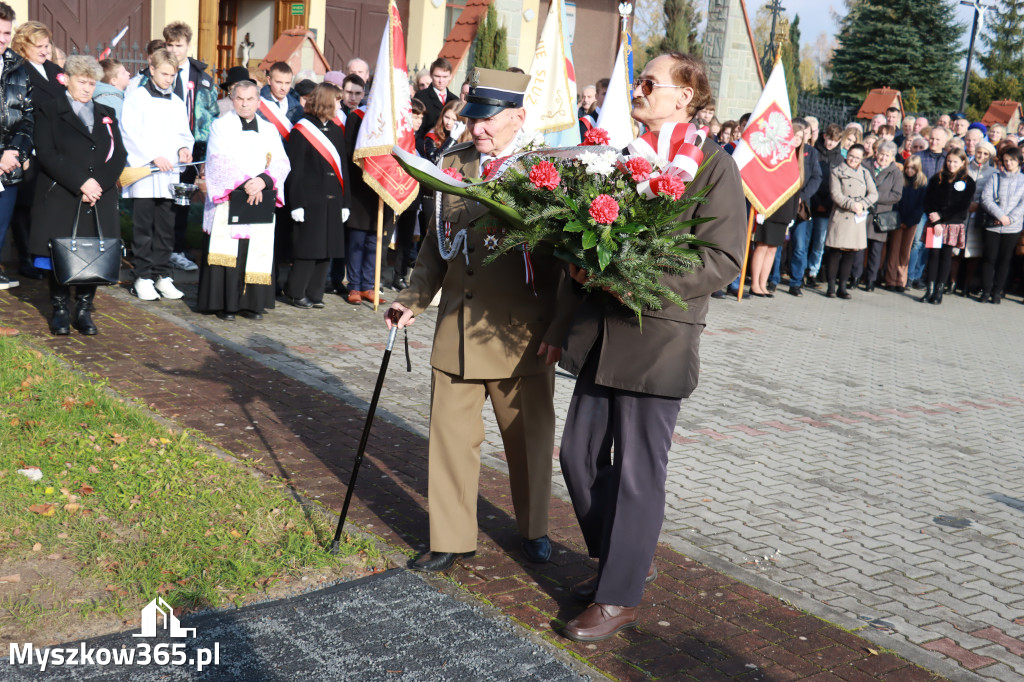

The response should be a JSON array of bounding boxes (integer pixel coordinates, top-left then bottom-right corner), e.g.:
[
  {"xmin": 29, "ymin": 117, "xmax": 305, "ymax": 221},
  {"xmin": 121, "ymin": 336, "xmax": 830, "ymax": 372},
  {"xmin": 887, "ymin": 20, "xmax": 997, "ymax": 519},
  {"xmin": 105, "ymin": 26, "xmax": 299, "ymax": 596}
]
[
  {"xmin": 149, "ymin": 48, "xmax": 179, "ymax": 72},
  {"xmin": 12, "ymin": 21, "xmax": 51, "ymax": 60},
  {"xmin": 903, "ymin": 154, "xmax": 927, "ymax": 189}
]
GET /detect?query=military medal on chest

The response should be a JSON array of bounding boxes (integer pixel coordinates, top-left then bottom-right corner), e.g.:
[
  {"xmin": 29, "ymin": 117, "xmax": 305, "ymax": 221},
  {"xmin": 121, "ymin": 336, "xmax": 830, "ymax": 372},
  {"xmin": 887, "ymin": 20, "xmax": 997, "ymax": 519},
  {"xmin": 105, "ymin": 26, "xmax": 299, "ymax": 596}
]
[{"xmin": 484, "ymin": 227, "xmax": 499, "ymax": 251}]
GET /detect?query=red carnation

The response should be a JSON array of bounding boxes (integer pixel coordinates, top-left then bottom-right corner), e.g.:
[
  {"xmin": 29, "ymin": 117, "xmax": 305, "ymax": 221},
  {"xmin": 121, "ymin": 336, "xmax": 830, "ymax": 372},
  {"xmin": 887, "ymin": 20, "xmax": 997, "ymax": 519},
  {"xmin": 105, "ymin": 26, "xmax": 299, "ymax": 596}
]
[
  {"xmin": 528, "ymin": 160, "xmax": 560, "ymax": 190},
  {"xmin": 583, "ymin": 127, "xmax": 611, "ymax": 146},
  {"xmin": 623, "ymin": 157, "xmax": 653, "ymax": 183},
  {"xmin": 588, "ymin": 194, "xmax": 620, "ymax": 224},
  {"xmin": 442, "ymin": 167, "xmax": 464, "ymax": 182},
  {"xmin": 649, "ymin": 174, "xmax": 687, "ymax": 200}
]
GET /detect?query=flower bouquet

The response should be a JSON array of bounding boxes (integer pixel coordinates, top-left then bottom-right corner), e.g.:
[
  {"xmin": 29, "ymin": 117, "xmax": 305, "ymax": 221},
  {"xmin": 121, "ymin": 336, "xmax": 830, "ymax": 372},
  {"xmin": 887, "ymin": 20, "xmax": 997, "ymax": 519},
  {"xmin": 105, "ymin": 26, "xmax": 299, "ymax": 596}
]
[{"xmin": 392, "ymin": 123, "xmax": 717, "ymax": 318}]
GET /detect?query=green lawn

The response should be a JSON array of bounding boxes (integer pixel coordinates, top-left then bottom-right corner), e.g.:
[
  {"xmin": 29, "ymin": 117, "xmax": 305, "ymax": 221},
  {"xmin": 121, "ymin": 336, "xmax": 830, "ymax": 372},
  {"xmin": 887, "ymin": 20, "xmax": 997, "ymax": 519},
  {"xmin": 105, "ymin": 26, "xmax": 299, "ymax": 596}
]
[{"xmin": 0, "ymin": 336, "xmax": 379, "ymax": 642}]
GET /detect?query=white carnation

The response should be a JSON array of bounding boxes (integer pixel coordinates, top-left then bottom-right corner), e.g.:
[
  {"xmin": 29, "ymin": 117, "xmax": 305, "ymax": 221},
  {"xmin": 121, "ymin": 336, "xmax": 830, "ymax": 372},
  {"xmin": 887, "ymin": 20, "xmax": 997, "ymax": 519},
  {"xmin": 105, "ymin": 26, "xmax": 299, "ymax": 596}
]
[{"xmin": 578, "ymin": 150, "xmax": 618, "ymax": 176}]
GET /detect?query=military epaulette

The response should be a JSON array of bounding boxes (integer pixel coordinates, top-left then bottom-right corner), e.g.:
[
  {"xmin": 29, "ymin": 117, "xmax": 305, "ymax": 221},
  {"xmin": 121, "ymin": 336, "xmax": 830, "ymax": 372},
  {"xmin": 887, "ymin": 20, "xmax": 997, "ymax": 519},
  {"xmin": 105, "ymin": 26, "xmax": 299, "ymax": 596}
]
[{"xmin": 443, "ymin": 141, "xmax": 475, "ymax": 158}]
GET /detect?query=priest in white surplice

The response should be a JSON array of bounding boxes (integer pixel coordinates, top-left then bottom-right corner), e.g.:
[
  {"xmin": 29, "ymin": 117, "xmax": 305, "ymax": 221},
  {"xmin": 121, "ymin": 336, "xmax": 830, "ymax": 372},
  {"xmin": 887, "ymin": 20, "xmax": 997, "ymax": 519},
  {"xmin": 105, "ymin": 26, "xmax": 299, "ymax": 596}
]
[{"xmin": 196, "ymin": 79, "xmax": 290, "ymax": 321}]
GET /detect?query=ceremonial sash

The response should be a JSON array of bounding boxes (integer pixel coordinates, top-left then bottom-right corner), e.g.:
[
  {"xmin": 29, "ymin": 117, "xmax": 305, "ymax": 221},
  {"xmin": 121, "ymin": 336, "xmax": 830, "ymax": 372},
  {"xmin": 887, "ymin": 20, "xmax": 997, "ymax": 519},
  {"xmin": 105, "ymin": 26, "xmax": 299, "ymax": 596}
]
[
  {"xmin": 332, "ymin": 110, "xmax": 346, "ymax": 133},
  {"xmin": 579, "ymin": 115, "xmax": 595, "ymax": 131},
  {"xmin": 259, "ymin": 98, "xmax": 293, "ymax": 140},
  {"xmin": 293, "ymin": 119, "xmax": 344, "ymax": 191}
]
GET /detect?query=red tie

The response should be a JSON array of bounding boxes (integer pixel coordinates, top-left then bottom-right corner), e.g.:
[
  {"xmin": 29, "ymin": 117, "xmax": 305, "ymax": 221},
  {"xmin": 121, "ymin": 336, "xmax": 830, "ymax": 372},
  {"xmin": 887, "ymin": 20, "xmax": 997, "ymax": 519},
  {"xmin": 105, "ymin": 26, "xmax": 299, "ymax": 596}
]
[{"xmin": 439, "ymin": 91, "xmax": 446, "ymax": 106}]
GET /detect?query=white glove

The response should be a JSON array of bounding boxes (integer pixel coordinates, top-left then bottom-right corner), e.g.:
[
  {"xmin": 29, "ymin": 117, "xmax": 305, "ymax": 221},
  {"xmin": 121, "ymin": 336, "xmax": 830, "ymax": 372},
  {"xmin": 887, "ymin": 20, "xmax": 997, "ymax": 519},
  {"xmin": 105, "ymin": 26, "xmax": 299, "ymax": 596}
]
[
  {"xmin": 291, "ymin": 208, "xmax": 304, "ymax": 222},
  {"xmin": 342, "ymin": 208, "xmax": 350, "ymax": 223},
  {"xmin": 450, "ymin": 120, "xmax": 466, "ymax": 141}
]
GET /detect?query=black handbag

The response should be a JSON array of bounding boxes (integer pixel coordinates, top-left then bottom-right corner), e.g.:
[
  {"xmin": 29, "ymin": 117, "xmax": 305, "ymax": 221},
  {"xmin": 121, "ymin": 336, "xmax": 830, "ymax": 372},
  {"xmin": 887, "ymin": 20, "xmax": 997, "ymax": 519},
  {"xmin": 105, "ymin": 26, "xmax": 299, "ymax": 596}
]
[
  {"xmin": 49, "ymin": 201, "xmax": 123, "ymax": 286},
  {"xmin": 871, "ymin": 209, "xmax": 899, "ymax": 233},
  {"xmin": 976, "ymin": 174, "xmax": 1002, "ymax": 229}
]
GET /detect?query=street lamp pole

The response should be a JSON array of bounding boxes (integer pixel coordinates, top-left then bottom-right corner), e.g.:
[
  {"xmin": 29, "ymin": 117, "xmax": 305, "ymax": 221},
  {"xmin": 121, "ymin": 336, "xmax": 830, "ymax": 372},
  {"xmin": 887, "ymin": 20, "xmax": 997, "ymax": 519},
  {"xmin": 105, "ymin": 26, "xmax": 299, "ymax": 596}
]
[{"xmin": 959, "ymin": 0, "xmax": 994, "ymax": 114}]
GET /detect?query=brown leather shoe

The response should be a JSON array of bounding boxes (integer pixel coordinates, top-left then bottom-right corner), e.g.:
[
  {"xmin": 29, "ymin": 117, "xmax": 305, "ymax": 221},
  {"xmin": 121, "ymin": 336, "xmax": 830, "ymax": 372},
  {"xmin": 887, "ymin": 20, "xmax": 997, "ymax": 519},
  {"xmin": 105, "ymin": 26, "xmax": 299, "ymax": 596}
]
[
  {"xmin": 570, "ymin": 562, "xmax": 657, "ymax": 602},
  {"xmin": 563, "ymin": 603, "xmax": 638, "ymax": 642},
  {"xmin": 346, "ymin": 291, "xmax": 363, "ymax": 305},
  {"xmin": 359, "ymin": 290, "xmax": 386, "ymax": 304},
  {"xmin": 0, "ymin": 325, "xmax": 19, "ymax": 337}
]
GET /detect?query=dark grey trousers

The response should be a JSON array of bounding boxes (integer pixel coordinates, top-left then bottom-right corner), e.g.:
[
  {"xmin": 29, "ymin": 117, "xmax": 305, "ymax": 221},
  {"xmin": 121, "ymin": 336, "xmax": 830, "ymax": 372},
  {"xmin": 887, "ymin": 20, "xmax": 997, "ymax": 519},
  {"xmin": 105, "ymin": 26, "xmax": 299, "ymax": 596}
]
[{"xmin": 560, "ymin": 347, "xmax": 682, "ymax": 607}]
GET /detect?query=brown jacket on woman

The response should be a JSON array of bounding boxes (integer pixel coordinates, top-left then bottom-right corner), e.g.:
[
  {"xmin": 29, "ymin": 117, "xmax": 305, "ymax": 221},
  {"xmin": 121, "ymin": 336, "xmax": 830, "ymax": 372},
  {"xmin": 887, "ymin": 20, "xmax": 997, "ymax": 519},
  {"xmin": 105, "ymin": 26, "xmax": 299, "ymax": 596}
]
[{"xmin": 826, "ymin": 161, "xmax": 878, "ymax": 251}]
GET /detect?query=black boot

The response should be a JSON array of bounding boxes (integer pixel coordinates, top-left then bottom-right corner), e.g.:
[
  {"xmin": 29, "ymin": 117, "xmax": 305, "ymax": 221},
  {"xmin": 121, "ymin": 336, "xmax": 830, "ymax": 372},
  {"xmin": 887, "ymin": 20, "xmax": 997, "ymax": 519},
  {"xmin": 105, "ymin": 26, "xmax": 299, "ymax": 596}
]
[
  {"xmin": 919, "ymin": 282, "xmax": 933, "ymax": 303},
  {"xmin": 48, "ymin": 278, "xmax": 71, "ymax": 335},
  {"xmin": 73, "ymin": 286, "xmax": 98, "ymax": 335},
  {"xmin": 931, "ymin": 287, "xmax": 943, "ymax": 305}
]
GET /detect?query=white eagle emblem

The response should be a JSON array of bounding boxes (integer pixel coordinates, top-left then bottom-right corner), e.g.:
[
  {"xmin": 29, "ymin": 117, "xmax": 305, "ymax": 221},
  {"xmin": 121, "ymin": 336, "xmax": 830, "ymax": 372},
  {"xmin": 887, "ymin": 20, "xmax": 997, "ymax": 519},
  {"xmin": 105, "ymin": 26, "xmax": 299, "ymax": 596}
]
[{"xmin": 748, "ymin": 111, "xmax": 797, "ymax": 166}]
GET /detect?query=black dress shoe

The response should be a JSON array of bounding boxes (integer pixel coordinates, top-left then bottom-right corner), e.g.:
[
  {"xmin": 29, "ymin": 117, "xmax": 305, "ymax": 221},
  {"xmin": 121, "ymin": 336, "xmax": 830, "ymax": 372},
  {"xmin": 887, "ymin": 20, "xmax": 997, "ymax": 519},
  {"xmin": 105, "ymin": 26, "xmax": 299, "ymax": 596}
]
[
  {"xmin": 19, "ymin": 264, "xmax": 45, "ymax": 280},
  {"xmin": 392, "ymin": 276, "xmax": 409, "ymax": 291},
  {"xmin": 521, "ymin": 535, "xmax": 551, "ymax": 563},
  {"xmin": 216, "ymin": 312, "xmax": 236, "ymax": 321},
  {"xmin": 239, "ymin": 310, "xmax": 263, "ymax": 320},
  {"xmin": 788, "ymin": 286, "xmax": 803, "ymax": 297},
  {"xmin": 408, "ymin": 550, "xmax": 475, "ymax": 573},
  {"xmin": 287, "ymin": 296, "xmax": 314, "ymax": 309},
  {"xmin": 310, "ymin": 300, "xmax": 325, "ymax": 309},
  {"xmin": 837, "ymin": 291, "xmax": 852, "ymax": 300},
  {"xmin": 710, "ymin": 290, "xmax": 727, "ymax": 299}
]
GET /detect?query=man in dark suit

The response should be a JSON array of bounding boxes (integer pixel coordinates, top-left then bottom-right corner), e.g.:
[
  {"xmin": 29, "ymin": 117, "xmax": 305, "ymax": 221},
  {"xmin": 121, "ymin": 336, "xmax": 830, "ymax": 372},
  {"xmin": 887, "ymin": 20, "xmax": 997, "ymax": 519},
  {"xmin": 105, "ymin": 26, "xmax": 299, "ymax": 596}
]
[
  {"xmin": 558, "ymin": 51, "xmax": 747, "ymax": 642},
  {"xmin": 413, "ymin": 57, "xmax": 456, "ymax": 138}
]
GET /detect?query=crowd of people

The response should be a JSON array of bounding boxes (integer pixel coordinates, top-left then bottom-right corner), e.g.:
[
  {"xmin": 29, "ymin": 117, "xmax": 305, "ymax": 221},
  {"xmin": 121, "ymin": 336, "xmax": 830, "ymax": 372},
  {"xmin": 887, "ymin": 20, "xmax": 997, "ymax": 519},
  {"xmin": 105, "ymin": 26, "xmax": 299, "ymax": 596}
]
[{"xmin": 696, "ymin": 103, "xmax": 1024, "ymax": 304}]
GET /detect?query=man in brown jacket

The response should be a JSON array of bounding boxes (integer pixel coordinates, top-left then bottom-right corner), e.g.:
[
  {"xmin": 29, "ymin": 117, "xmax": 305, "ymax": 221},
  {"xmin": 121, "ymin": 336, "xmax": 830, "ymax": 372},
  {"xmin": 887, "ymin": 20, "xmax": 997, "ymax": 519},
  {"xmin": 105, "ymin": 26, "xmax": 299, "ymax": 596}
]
[
  {"xmin": 387, "ymin": 69, "xmax": 571, "ymax": 573},
  {"xmin": 558, "ymin": 52, "xmax": 747, "ymax": 641}
]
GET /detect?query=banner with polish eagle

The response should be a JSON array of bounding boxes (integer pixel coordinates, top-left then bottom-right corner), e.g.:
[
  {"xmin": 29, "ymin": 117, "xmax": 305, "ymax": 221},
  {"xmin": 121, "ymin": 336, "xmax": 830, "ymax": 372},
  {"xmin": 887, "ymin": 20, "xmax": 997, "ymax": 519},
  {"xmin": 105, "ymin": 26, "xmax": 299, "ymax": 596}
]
[
  {"xmin": 353, "ymin": 0, "xmax": 418, "ymax": 213},
  {"xmin": 732, "ymin": 59, "xmax": 802, "ymax": 216}
]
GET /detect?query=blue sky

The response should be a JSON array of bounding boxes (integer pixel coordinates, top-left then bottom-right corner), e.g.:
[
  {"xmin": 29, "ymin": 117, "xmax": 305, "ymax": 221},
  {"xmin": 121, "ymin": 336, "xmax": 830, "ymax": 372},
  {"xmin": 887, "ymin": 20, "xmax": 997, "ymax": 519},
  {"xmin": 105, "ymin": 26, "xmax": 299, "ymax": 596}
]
[{"xmin": 784, "ymin": 0, "xmax": 982, "ymax": 53}]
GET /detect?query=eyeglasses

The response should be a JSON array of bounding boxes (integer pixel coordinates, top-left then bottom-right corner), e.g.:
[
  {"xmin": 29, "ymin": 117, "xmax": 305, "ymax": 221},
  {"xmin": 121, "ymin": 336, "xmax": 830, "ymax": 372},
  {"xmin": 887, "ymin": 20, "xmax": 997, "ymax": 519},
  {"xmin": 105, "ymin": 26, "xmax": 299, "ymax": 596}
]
[{"xmin": 633, "ymin": 78, "xmax": 683, "ymax": 97}]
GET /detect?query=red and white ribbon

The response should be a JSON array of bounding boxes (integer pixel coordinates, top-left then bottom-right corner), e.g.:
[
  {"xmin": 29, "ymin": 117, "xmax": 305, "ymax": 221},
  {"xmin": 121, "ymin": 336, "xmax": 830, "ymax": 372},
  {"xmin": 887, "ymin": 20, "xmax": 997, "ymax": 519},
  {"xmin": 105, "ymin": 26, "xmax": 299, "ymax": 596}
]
[
  {"xmin": 101, "ymin": 116, "xmax": 115, "ymax": 162},
  {"xmin": 627, "ymin": 122, "xmax": 707, "ymax": 199},
  {"xmin": 259, "ymin": 98, "xmax": 293, "ymax": 140},
  {"xmin": 292, "ymin": 119, "xmax": 344, "ymax": 191}
]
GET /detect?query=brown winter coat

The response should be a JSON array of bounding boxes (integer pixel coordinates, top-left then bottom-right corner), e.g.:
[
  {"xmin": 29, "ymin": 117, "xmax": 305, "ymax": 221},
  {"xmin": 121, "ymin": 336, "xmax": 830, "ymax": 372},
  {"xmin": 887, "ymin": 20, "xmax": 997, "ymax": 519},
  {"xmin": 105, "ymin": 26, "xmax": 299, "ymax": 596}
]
[{"xmin": 826, "ymin": 161, "xmax": 878, "ymax": 251}]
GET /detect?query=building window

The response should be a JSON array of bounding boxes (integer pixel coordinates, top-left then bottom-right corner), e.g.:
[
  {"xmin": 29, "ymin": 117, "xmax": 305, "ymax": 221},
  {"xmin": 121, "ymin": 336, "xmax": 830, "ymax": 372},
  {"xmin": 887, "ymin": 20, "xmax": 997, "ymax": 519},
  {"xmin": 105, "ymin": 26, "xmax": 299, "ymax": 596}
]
[{"xmin": 444, "ymin": 0, "xmax": 467, "ymax": 37}]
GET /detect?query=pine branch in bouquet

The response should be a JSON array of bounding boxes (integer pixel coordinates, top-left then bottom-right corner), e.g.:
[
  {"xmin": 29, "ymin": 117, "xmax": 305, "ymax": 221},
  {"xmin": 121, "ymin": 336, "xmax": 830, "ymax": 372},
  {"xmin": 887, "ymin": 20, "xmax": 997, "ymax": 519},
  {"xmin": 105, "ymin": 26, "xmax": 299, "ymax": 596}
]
[{"xmin": 467, "ymin": 148, "xmax": 720, "ymax": 319}]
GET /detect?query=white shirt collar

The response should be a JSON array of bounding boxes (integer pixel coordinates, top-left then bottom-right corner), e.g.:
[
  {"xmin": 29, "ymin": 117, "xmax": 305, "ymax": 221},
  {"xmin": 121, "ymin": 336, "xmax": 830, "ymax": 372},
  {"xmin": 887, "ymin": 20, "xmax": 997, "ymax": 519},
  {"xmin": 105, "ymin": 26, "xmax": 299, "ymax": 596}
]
[
  {"xmin": 480, "ymin": 138, "xmax": 518, "ymax": 168},
  {"xmin": 29, "ymin": 61, "xmax": 46, "ymax": 78}
]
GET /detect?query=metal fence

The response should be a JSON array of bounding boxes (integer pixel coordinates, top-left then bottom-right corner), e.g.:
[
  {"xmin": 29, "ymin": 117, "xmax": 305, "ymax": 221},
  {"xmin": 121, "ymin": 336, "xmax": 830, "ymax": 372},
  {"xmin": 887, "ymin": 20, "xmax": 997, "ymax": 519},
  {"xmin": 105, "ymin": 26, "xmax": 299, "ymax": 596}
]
[
  {"xmin": 68, "ymin": 42, "xmax": 152, "ymax": 76},
  {"xmin": 797, "ymin": 94, "xmax": 856, "ymax": 127}
]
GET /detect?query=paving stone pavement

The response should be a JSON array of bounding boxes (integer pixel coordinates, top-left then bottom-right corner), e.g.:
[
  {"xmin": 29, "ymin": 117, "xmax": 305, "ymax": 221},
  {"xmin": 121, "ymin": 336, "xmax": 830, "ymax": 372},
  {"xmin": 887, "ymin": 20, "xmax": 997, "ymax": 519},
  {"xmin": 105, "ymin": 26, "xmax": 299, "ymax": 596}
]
[{"xmin": 5, "ymin": 267, "xmax": 1022, "ymax": 679}]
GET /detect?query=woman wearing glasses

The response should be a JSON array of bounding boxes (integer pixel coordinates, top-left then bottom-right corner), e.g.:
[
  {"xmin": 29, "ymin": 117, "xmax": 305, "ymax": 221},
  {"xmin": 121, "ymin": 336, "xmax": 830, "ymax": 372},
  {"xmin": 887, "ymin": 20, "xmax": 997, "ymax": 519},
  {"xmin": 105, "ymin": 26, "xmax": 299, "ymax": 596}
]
[{"xmin": 825, "ymin": 143, "xmax": 877, "ymax": 299}]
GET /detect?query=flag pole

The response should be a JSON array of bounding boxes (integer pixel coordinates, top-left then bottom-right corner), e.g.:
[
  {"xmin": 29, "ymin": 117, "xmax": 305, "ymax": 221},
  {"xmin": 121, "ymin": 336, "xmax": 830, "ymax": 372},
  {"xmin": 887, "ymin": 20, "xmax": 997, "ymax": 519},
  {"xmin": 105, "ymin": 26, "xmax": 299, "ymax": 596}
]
[
  {"xmin": 373, "ymin": 197, "xmax": 384, "ymax": 311},
  {"xmin": 737, "ymin": 208, "xmax": 755, "ymax": 301}
]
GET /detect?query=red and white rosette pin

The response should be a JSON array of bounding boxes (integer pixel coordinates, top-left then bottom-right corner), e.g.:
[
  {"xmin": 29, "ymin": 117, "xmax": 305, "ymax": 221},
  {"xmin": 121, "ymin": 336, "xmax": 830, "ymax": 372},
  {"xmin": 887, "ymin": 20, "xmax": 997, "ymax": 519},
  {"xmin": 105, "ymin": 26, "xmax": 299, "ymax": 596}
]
[
  {"xmin": 101, "ymin": 116, "xmax": 115, "ymax": 161},
  {"xmin": 56, "ymin": 72, "xmax": 67, "ymax": 86},
  {"xmin": 627, "ymin": 122, "xmax": 706, "ymax": 199}
]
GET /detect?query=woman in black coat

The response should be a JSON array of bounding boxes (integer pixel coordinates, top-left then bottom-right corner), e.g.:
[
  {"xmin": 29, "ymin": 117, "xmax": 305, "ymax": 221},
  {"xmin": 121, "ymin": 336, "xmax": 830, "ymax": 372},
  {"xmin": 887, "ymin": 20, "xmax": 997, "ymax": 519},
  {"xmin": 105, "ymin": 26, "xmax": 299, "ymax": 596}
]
[
  {"xmin": 920, "ymin": 148, "xmax": 974, "ymax": 305},
  {"xmin": 29, "ymin": 55, "xmax": 127, "ymax": 335},
  {"xmin": 284, "ymin": 84, "xmax": 351, "ymax": 307},
  {"xmin": 10, "ymin": 21, "xmax": 65, "ymax": 280}
]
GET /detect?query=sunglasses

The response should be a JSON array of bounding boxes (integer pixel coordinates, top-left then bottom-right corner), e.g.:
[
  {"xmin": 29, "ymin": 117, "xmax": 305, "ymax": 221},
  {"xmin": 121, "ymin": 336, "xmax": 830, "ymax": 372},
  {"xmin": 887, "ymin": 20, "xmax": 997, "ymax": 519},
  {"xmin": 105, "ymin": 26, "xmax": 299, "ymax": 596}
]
[{"xmin": 632, "ymin": 78, "xmax": 684, "ymax": 97}]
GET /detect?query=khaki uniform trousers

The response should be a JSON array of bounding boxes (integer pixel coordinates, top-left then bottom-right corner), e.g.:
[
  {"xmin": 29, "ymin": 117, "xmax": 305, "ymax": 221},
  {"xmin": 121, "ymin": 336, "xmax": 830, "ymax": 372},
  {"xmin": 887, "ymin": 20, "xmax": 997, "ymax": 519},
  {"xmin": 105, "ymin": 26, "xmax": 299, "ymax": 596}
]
[{"xmin": 427, "ymin": 366, "xmax": 555, "ymax": 553}]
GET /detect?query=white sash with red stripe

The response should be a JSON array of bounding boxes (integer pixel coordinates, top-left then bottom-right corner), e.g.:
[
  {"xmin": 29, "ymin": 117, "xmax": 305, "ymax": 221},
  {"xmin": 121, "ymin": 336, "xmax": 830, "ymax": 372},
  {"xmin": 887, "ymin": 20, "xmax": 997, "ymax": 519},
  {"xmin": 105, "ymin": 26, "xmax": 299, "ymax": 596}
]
[
  {"xmin": 293, "ymin": 119, "xmax": 344, "ymax": 190},
  {"xmin": 332, "ymin": 110, "xmax": 346, "ymax": 134},
  {"xmin": 259, "ymin": 98, "xmax": 293, "ymax": 140}
]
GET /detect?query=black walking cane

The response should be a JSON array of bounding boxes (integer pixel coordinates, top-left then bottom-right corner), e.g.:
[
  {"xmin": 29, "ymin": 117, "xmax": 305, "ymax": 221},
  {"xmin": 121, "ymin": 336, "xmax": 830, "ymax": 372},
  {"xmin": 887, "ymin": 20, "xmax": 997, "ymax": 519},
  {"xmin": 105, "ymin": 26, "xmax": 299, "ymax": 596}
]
[{"xmin": 329, "ymin": 308, "xmax": 404, "ymax": 554}]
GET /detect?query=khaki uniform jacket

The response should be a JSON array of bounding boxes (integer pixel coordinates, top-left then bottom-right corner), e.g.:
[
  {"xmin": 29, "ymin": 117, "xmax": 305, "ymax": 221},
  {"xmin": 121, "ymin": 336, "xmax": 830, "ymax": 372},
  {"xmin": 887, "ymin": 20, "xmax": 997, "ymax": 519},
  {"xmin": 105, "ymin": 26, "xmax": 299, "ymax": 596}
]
[
  {"xmin": 396, "ymin": 142, "xmax": 573, "ymax": 380},
  {"xmin": 558, "ymin": 139, "xmax": 747, "ymax": 400}
]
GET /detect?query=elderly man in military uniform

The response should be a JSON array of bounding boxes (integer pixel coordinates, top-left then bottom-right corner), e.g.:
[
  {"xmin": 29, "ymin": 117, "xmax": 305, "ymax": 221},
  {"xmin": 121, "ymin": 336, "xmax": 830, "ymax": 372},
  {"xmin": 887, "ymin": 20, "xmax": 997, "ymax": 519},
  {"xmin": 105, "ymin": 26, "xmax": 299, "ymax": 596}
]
[{"xmin": 386, "ymin": 68, "xmax": 570, "ymax": 573}]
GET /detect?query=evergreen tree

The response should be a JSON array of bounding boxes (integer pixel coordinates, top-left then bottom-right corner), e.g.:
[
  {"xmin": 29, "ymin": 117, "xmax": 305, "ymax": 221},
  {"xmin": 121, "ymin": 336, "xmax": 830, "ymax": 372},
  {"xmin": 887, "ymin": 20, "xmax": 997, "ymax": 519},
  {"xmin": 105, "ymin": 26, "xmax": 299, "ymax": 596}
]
[
  {"xmin": 968, "ymin": 0, "xmax": 1024, "ymax": 117},
  {"xmin": 826, "ymin": 0, "xmax": 963, "ymax": 111},
  {"xmin": 786, "ymin": 14, "xmax": 801, "ymax": 112},
  {"xmin": 658, "ymin": 0, "xmax": 702, "ymax": 56},
  {"xmin": 471, "ymin": 5, "xmax": 508, "ymax": 71}
]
